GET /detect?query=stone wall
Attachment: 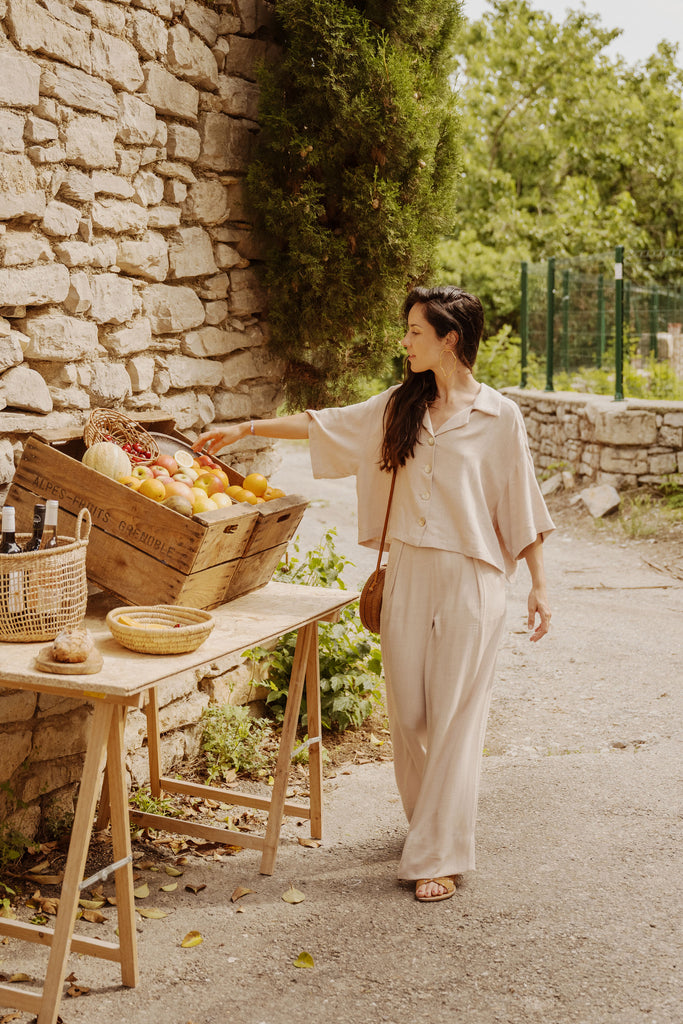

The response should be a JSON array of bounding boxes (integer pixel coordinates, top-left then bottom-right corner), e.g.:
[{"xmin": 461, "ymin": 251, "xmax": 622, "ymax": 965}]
[
  {"xmin": 504, "ymin": 388, "xmax": 683, "ymax": 488},
  {"xmin": 0, "ymin": 0, "xmax": 283, "ymax": 846}
]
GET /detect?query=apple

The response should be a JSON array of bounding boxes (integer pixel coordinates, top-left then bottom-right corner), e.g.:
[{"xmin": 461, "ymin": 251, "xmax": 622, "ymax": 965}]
[
  {"xmin": 197, "ymin": 453, "xmax": 216, "ymax": 468},
  {"xmin": 163, "ymin": 479, "xmax": 194, "ymax": 502},
  {"xmin": 195, "ymin": 472, "xmax": 226, "ymax": 497},
  {"xmin": 172, "ymin": 471, "xmax": 196, "ymax": 485},
  {"xmin": 150, "ymin": 465, "xmax": 172, "ymax": 479},
  {"xmin": 131, "ymin": 464, "xmax": 153, "ymax": 481},
  {"xmin": 153, "ymin": 453, "xmax": 179, "ymax": 476}
]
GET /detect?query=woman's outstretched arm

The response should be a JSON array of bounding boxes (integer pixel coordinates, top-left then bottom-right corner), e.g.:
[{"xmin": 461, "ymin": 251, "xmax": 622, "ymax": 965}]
[{"xmin": 193, "ymin": 413, "xmax": 311, "ymax": 456}]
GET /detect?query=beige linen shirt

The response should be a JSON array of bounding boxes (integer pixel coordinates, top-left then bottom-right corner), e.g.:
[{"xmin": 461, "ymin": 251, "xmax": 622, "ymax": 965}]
[{"xmin": 307, "ymin": 383, "xmax": 555, "ymax": 576}]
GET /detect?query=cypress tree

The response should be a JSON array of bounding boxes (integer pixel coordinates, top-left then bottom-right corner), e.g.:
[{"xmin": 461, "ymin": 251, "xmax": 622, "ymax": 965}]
[{"xmin": 247, "ymin": 0, "xmax": 462, "ymax": 408}]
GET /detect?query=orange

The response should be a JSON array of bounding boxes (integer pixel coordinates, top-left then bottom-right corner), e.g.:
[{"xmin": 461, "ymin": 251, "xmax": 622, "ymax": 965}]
[
  {"xmin": 241, "ymin": 490, "xmax": 258, "ymax": 505},
  {"xmin": 139, "ymin": 476, "xmax": 167, "ymax": 501},
  {"xmin": 119, "ymin": 474, "xmax": 142, "ymax": 491},
  {"xmin": 227, "ymin": 485, "xmax": 248, "ymax": 501},
  {"xmin": 267, "ymin": 487, "xmax": 285, "ymax": 499},
  {"xmin": 243, "ymin": 473, "xmax": 268, "ymax": 497}
]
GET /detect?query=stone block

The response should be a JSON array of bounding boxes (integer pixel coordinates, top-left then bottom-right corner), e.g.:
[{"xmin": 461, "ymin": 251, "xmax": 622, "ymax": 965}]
[
  {"xmin": 181, "ymin": 326, "xmax": 245, "ymax": 358},
  {"xmin": 63, "ymin": 271, "xmax": 92, "ymax": 314},
  {"xmin": 182, "ymin": 180, "xmax": 231, "ymax": 225},
  {"xmin": 215, "ymin": 244, "xmax": 241, "ymax": 270},
  {"xmin": 0, "ymin": 439, "xmax": 16, "ymax": 483},
  {"xmin": 221, "ymin": 346, "xmax": 272, "ymax": 386},
  {"xmin": 0, "ymin": 364, "xmax": 53, "ymax": 413},
  {"xmin": 53, "ymin": 240, "xmax": 114, "ymax": 267},
  {"xmin": 24, "ymin": 115, "xmax": 58, "ymax": 146},
  {"xmin": 594, "ymin": 408, "xmax": 657, "ymax": 446},
  {"xmin": 0, "ymin": 727, "xmax": 32, "ymax": 780},
  {"xmin": 167, "ymin": 24, "xmax": 219, "ymax": 89},
  {"xmin": 89, "ymin": 273, "xmax": 134, "ymax": 324},
  {"xmin": 0, "ymin": 113, "xmax": 25, "ymax": 153},
  {"xmin": 58, "ymin": 169, "xmax": 96, "ymax": 204},
  {"xmin": 128, "ymin": 8, "xmax": 169, "ymax": 60},
  {"xmin": 658, "ymin": 425, "xmax": 682, "ymax": 448},
  {"xmin": 166, "ymin": 124, "xmax": 202, "ymax": 162},
  {"xmin": 90, "ymin": 172, "xmax": 133, "ymax": 200},
  {"xmin": 7, "ymin": 0, "xmax": 91, "ymax": 72},
  {"xmin": 203, "ymin": 300, "xmax": 227, "ymax": 326},
  {"xmin": 41, "ymin": 64, "xmax": 118, "ymax": 118},
  {"xmin": 118, "ymin": 150, "xmax": 142, "ymax": 177},
  {"xmin": 197, "ymin": 112, "xmax": 252, "ymax": 172},
  {"xmin": 648, "ymin": 452, "xmax": 677, "ymax": 475},
  {"xmin": 102, "ymin": 319, "xmax": 152, "ymax": 356},
  {"xmin": 147, "ymin": 206, "xmax": 182, "ymax": 229},
  {"xmin": 88, "ymin": 361, "xmax": 132, "ymax": 403},
  {"xmin": 164, "ymin": 353, "xmax": 223, "ymax": 388},
  {"xmin": 127, "ymin": 354, "xmax": 155, "ymax": 392},
  {"xmin": 26, "ymin": 143, "xmax": 67, "ymax": 164},
  {"xmin": 42, "ymin": 201, "xmax": 81, "ymax": 237},
  {"xmin": 49, "ymin": 384, "xmax": 90, "ymax": 409},
  {"xmin": 141, "ymin": 283, "xmax": 205, "ymax": 334},
  {"xmin": 579, "ymin": 483, "xmax": 621, "ymax": 518},
  {"xmin": 77, "ymin": 0, "xmax": 126, "ymax": 33},
  {"xmin": 0, "ymin": 333, "xmax": 25, "ymax": 373},
  {"xmin": 65, "ymin": 115, "xmax": 117, "ymax": 169},
  {"xmin": 154, "ymin": 160, "xmax": 197, "ymax": 184},
  {"xmin": 116, "ymin": 92, "xmax": 158, "ymax": 147},
  {"xmin": 218, "ymin": 75, "xmax": 259, "ymax": 120},
  {"xmin": 132, "ymin": 171, "xmax": 164, "ymax": 207},
  {"xmin": 157, "ymin": 388, "xmax": 212, "ymax": 430},
  {"xmin": 196, "ymin": 273, "xmax": 228, "ymax": 300},
  {"xmin": 168, "ymin": 226, "xmax": 217, "ymax": 279},
  {"xmin": 0, "ymin": 230, "xmax": 53, "ymax": 267},
  {"xmin": 0, "ymin": 265, "xmax": 69, "ymax": 307},
  {"xmin": 158, "ymin": 691, "xmax": 210, "ymax": 734},
  {"xmin": 14, "ymin": 754, "xmax": 82, "ymax": 805},
  {"xmin": 0, "ymin": 49, "xmax": 41, "ymax": 108},
  {"xmin": 31, "ymin": 705, "xmax": 92, "ymax": 761},
  {"xmin": 92, "ymin": 199, "xmax": 149, "ymax": 234},
  {"xmin": 0, "ymin": 154, "xmax": 37, "ymax": 194},
  {"xmin": 222, "ymin": 34, "xmax": 266, "ymax": 80},
  {"xmin": 90, "ymin": 28, "xmax": 144, "ymax": 91},
  {"xmin": 183, "ymin": 0, "xmax": 220, "ymax": 45},
  {"xmin": 140, "ymin": 62, "xmax": 199, "ymax": 121},
  {"xmin": 116, "ymin": 232, "xmax": 169, "ymax": 282},
  {"xmin": 662, "ymin": 411, "xmax": 683, "ymax": 427},
  {"xmin": 164, "ymin": 179, "xmax": 187, "ymax": 204},
  {"xmin": 0, "ymin": 688, "xmax": 36, "ymax": 721},
  {"xmin": 229, "ymin": 267, "xmax": 266, "ymax": 316},
  {"xmin": 599, "ymin": 448, "xmax": 648, "ymax": 475},
  {"xmin": 20, "ymin": 312, "xmax": 99, "ymax": 360}
]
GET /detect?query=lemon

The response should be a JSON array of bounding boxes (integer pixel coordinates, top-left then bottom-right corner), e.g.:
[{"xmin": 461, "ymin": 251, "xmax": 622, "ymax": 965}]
[{"xmin": 174, "ymin": 449, "xmax": 195, "ymax": 469}]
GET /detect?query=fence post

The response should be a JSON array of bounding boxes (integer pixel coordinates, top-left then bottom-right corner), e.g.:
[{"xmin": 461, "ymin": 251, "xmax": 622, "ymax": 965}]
[
  {"xmin": 545, "ymin": 257, "xmax": 555, "ymax": 391},
  {"xmin": 649, "ymin": 286, "xmax": 659, "ymax": 354},
  {"xmin": 614, "ymin": 245, "xmax": 624, "ymax": 402},
  {"xmin": 520, "ymin": 261, "xmax": 528, "ymax": 388},
  {"xmin": 561, "ymin": 268, "xmax": 570, "ymax": 374},
  {"xmin": 596, "ymin": 273, "xmax": 605, "ymax": 369}
]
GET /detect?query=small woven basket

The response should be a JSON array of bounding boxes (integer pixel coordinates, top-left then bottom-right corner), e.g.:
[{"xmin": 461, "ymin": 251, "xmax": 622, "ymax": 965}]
[
  {"xmin": 106, "ymin": 605, "xmax": 215, "ymax": 654},
  {"xmin": 84, "ymin": 409, "xmax": 159, "ymax": 465},
  {"xmin": 0, "ymin": 508, "xmax": 91, "ymax": 643}
]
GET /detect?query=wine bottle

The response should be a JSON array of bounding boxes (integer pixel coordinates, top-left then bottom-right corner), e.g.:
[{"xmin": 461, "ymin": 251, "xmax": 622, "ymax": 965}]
[
  {"xmin": 0, "ymin": 505, "xmax": 25, "ymax": 619},
  {"xmin": 24, "ymin": 504, "xmax": 47, "ymax": 552},
  {"xmin": 42, "ymin": 500, "xmax": 59, "ymax": 549}
]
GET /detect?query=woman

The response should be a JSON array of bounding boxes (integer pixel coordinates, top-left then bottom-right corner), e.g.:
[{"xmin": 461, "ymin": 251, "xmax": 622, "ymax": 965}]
[{"xmin": 194, "ymin": 285, "xmax": 554, "ymax": 903}]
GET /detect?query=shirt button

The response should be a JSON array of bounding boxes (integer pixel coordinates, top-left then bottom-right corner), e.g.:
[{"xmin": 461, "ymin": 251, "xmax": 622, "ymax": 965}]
[
  {"xmin": 427, "ymin": 436, "xmax": 435, "ymax": 446},
  {"xmin": 424, "ymin": 465, "xmax": 432, "ymax": 475},
  {"xmin": 418, "ymin": 517, "xmax": 426, "ymax": 527},
  {"xmin": 420, "ymin": 492, "xmax": 430, "ymax": 501}
]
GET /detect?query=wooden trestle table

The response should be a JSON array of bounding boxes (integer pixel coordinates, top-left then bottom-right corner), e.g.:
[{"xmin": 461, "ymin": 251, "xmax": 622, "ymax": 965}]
[{"xmin": 0, "ymin": 581, "xmax": 358, "ymax": 1024}]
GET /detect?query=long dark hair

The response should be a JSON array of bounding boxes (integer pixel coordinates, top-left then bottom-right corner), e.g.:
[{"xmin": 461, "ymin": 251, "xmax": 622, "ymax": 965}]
[{"xmin": 380, "ymin": 286, "xmax": 484, "ymax": 471}]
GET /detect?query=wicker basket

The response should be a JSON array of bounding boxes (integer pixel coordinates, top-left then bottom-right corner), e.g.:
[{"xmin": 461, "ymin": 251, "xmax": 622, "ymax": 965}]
[
  {"xmin": 84, "ymin": 409, "xmax": 160, "ymax": 465},
  {"xmin": 106, "ymin": 605, "xmax": 215, "ymax": 654},
  {"xmin": 0, "ymin": 508, "xmax": 91, "ymax": 643}
]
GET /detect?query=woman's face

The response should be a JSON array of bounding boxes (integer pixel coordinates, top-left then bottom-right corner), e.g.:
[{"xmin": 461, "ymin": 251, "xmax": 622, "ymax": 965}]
[{"xmin": 401, "ymin": 303, "xmax": 453, "ymax": 375}]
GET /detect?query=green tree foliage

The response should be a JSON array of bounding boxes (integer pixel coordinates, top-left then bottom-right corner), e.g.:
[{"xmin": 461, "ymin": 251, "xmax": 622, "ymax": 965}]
[
  {"xmin": 247, "ymin": 0, "xmax": 462, "ymax": 408},
  {"xmin": 439, "ymin": 0, "xmax": 683, "ymax": 330}
]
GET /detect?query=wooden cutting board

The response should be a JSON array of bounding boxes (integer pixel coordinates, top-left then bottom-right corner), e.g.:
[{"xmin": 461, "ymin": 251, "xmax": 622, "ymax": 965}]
[{"xmin": 34, "ymin": 646, "xmax": 104, "ymax": 675}]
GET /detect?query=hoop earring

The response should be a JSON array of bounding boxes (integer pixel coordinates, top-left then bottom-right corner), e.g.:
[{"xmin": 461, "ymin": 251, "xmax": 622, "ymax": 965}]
[{"xmin": 439, "ymin": 348, "xmax": 457, "ymax": 381}]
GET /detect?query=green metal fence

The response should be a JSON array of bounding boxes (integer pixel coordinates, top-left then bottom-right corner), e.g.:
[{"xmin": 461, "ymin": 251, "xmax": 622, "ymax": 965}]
[{"xmin": 520, "ymin": 248, "xmax": 683, "ymax": 400}]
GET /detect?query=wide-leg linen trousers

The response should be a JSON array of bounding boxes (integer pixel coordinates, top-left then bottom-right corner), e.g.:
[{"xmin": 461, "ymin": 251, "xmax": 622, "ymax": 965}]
[{"xmin": 380, "ymin": 542, "xmax": 507, "ymax": 881}]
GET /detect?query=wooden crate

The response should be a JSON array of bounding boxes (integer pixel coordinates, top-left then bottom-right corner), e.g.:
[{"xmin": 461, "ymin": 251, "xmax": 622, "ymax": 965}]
[{"xmin": 7, "ymin": 427, "xmax": 308, "ymax": 610}]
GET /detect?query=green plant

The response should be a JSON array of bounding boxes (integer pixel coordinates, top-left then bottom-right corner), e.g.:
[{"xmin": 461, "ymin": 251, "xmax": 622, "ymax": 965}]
[
  {"xmin": 247, "ymin": 0, "xmax": 462, "ymax": 408},
  {"xmin": 200, "ymin": 705, "xmax": 273, "ymax": 781},
  {"xmin": 0, "ymin": 825, "xmax": 29, "ymax": 870},
  {"xmin": 245, "ymin": 530, "xmax": 383, "ymax": 732},
  {"xmin": 660, "ymin": 476, "xmax": 683, "ymax": 510},
  {"xmin": 475, "ymin": 326, "xmax": 544, "ymax": 390},
  {"xmin": 129, "ymin": 788, "xmax": 182, "ymax": 818},
  {"xmin": 618, "ymin": 494, "xmax": 658, "ymax": 539}
]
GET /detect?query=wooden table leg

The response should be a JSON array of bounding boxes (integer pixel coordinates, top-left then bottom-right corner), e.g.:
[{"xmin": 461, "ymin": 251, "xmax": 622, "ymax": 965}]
[
  {"xmin": 145, "ymin": 687, "xmax": 162, "ymax": 798},
  {"xmin": 38, "ymin": 701, "xmax": 114, "ymax": 1024},
  {"xmin": 304, "ymin": 622, "xmax": 323, "ymax": 840},
  {"xmin": 106, "ymin": 704, "xmax": 139, "ymax": 988},
  {"xmin": 260, "ymin": 623, "xmax": 313, "ymax": 875}
]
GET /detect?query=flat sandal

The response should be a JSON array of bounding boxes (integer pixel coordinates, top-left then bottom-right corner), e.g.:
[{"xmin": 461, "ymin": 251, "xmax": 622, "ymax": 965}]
[{"xmin": 415, "ymin": 876, "xmax": 456, "ymax": 902}]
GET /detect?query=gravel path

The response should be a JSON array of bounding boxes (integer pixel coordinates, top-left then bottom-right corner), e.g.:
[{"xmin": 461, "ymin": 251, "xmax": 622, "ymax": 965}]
[{"xmin": 2, "ymin": 441, "xmax": 681, "ymax": 1024}]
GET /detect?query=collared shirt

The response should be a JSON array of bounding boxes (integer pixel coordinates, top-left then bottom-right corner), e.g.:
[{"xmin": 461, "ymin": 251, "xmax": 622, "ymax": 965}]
[{"xmin": 307, "ymin": 382, "xmax": 555, "ymax": 576}]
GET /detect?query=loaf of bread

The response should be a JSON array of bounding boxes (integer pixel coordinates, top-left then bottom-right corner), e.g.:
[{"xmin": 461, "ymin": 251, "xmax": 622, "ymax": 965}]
[{"xmin": 51, "ymin": 627, "xmax": 95, "ymax": 663}]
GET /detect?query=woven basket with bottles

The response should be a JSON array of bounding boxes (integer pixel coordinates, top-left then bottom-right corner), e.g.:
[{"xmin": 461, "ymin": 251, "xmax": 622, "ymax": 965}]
[{"xmin": 0, "ymin": 507, "xmax": 92, "ymax": 643}]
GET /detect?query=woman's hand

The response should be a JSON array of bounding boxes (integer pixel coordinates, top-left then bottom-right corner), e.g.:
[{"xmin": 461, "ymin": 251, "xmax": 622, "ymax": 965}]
[
  {"xmin": 193, "ymin": 424, "xmax": 247, "ymax": 456},
  {"xmin": 527, "ymin": 585, "xmax": 551, "ymax": 642}
]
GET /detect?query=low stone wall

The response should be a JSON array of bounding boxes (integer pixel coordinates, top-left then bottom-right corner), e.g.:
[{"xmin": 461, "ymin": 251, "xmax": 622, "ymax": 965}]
[{"xmin": 503, "ymin": 388, "xmax": 683, "ymax": 487}]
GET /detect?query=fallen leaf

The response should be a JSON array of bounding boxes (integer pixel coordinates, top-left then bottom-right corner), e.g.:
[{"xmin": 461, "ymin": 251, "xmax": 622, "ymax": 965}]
[
  {"xmin": 9, "ymin": 973, "xmax": 31, "ymax": 983},
  {"xmin": 281, "ymin": 886, "xmax": 305, "ymax": 904},
  {"xmin": 165, "ymin": 865, "xmax": 184, "ymax": 877},
  {"xmin": 81, "ymin": 909, "xmax": 106, "ymax": 924},
  {"xmin": 293, "ymin": 951, "xmax": 314, "ymax": 969},
  {"xmin": 24, "ymin": 873, "xmax": 63, "ymax": 886},
  {"xmin": 0, "ymin": 906, "xmax": 16, "ymax": 920},
  {"xmin": 231, "ymin": 887, "xmax": 254, "ymax": 903},
  {"xmin": 185, "ymin": 883, "xmax": 206, "ymax": 895},
  {"xmin": 369, "ymin": 733, "xmax": 384, "ymax": 746},
  {"xmin": 297, "ymin": 838, "xmax": 321, "ymax": 849},
  {"xmin": 160, "ymin": 882, "xmax": 178, "ymax": 893},
  {"xmin": 137, "ymin": 907, "xmax": 168, "ymax": 919},
  {"xmin": 0, "ymin": 1012, "xmax": 23, "ymax": 1022},
  {"xmin": 136, "ymin": 859, "xmax": 155, "ymax": 870},
  {"xmin": 78, "ymin": 898, "xmax": 105, "ymax": 910},
  {"xmin": 67, "ymin": 983, "xmax": 90, "ymax": 997},
  {"xmin": 133, "ymin": 883, "xmax": 150, "ymax": 899},
  {"xmin": 180, "ymin": 930, "xmax": 203, "ymax": 948},
  {"xmin": 27, "ymin": 860, "xmax": 50, "ymax": 874}
]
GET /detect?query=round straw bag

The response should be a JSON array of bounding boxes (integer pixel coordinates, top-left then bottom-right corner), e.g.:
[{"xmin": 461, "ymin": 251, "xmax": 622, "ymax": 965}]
[
  {"xmin": 359, "ymin": 567, "xmax": 385, "ymax": 635},
  {"xmin": 0, "ymin": 508, "xmax": 91, "ymax": 642}
]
